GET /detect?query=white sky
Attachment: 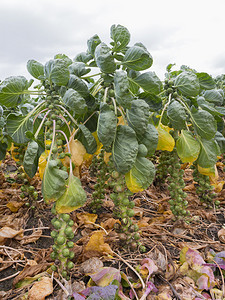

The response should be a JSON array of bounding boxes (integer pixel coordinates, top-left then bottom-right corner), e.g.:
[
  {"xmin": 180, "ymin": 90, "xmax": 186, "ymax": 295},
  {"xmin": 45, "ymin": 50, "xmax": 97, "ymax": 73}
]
[{"xmin": 1, "ymin": 0, "xmax": 225, "ymax": 81}]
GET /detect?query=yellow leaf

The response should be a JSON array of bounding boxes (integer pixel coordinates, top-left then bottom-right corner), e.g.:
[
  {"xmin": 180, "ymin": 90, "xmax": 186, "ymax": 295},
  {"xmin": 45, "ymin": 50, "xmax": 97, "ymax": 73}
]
[
  {"xmin": 38, "ymin": 141, "xmax": 51, "ymax": 179},
  {"xmin": 83, "ymin": 131, "xmax": 103, "ymax": 166},
  {"xmin": 197, "ymin": 164, "xmax": 216, "ymax": 177},
  {"xmin": 156, "ymin": 124, "xmax": 175, "ymax": 151},
  {"xmin": 7, "ymin": 201, "xmax": 24, "ymax": 213},
  {"xmin": 117, "ymin": 116, "xmax": 125, "ymax": 125},
  {"xmin": 85, "ymin": 231, "xmax": 113, "ymax": 256},
  {"xmin": 76, "ymin": 212, "xmax": 98, "ymax": 225}
]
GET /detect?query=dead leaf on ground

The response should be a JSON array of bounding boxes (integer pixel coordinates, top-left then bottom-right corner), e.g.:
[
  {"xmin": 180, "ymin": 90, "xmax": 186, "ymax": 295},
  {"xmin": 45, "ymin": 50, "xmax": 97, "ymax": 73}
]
[
  {"xmin": 100, "ymin": 218, "xmax": 120, "ymax": 230},
  {"xmin": 84, "ymin": 230, "xmax": 113, "ymax": 257},
  {"xmin": 19, "ymin": 229, "xmax": 42, "ymax": 245},
  {"xmin": 6, "ymin": 200, "xmax": 24, "ymax": 212},
  {"xmin": 13, "ymin": 263, "xmax": 50, "ymax": 287},
  {"xmin": 218, "ymin": 227, "xmax": 225, "ymax": 243},
  {"xmin": 76, "ymin": 212, "xmax": 98, "ymax": 225},
  {"xmin": 79, "ymin": 257, "xmax": 103, "ymax": 275},
  {"xmin": 0, "ymin": 226, "xmax": 23, "ymax": 245},
  {"xmin": 28, "ymin": 276, "xmax": 53, "ymax": 300}
]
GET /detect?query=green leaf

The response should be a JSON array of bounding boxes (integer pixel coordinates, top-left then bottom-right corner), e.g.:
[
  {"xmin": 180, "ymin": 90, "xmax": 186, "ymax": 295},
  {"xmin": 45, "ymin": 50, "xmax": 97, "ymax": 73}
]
[
  {"xmin": 125, "ymin": 157, "xmax": 155, "ymax": 193},
  {"xmin": 138, "ymin": 92, "xmax": 162, "ymax": 112},
  {"xmin": 197, "ymin": 97, "xmax": 223, "ymax": 116},
  {"xmin": 132, "ymin": 72, "xmax": 162, "ymax": 95},
  {"xmin": 74, "ymin": 52, "xmax": 93, "ymax": 63},
  {"xmin": 76, "ymin": 124, "xmax": 97, "ymax": 154},
  {"xmin": 114, "ymin": 70, "xmax": 134, "ymax": 109},
  {"xmin": 196, "ymin": 72, "xmax": 216, "ymax": 90},
  {"xmin": 44, "ymin": 59, "xmax": 70, "ymax": 86},
  {"xmin": 191, "ymin": 110, "xmax": 217, "ymax": 140},
  {"xmin": 68, "ymin": 74, "xmax": 89, "ymax": 98},
  {"xmin": 55, "ymin": 173, "xmax": 87, "ymax": 213},
  {"xmin": 127, "ymin": 99, "xmax": 149, "ymax": 136},
  {"xmin": 197, "ymin": 138, "xmax": 220, "ymax": 168},
  {"xmin": 176, "ymin": 130, "xmax": 200, "ymax": 163},
  {"xmin": 110, "ymin": 24, "xmax": 130, "ymax": 52},
  {"xmin": 27, "ymin": 60, "xmax": 44, "ymax": 79},
  {"xmin": 54, "ymin": 54, "xmax": 73, "ymax": 66},
  {"xmin": 69, "ymin": 62, "xmax": 91, "ymax": 77},
  {"xmin": 87, "ymin": 34, "xmax": 102, "ymax": 56},
  {"xmin": 123, "ymin": 45, "xmax": 153, "ymax": 71},
  {"xmin": 214, "ymin": 131, "xmax": 225, "ymax": 153},
  {"xmin": 203, "ymin": 89, "xmax": 223, "ymax": 106},
  {"xmin": 112, "ymin": 125, "xmax": 138, "ymax": 174},
  {"xmin": 42, "ymin": 160, "xmax": 68, "ymax": 204},
  {"xmin": 6, "ymin": 113, "xmax": 33, "ymax": 144},
  {"xmin": 0, "ymin": 76, "xmax": 28, "ymax": 107},
  {"xmin": 23, "ymin": 141, "xmax": 39, "ymax": 178},
  {"xmin": 167, "ymin": 100, "xmax": 186, "ymax": 130},
  {"xmin": 0, "ymin": 142, "xmax": 7, "ymax": 160},
  {"xmin": 174, "ymin": 71, "xmax": 200, "ymax": 97},
  {"xmin": 62, "ymin": 89, "xmax": 87, "ymax": 115},
  {"xmin": 137, "ymin": 124, "xmax": 158, "ymax": 156},
  {"xmin": 95, "ymin": 43, "xmax": 116, "ymax": 73},
  {"xmin": 97, "ymin": 103, "xmax": 117, "ymax": 149}
]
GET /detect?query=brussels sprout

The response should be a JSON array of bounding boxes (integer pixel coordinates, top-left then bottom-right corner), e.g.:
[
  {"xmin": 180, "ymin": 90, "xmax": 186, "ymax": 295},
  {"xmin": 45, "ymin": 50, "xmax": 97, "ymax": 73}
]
[
  {"xmin": 62, "ymin": 248, "xmax": 70, "ymax": 257},
  {"xmin": 56, "ymin": 236, "xmax": 66, "ymax": 245},
  {"xmin": 69, "ymin": 251, "xmax": 75, "ymax": 259},
  {"xmin": 53, "ymin": 220, "xmax": 62, "ymax": 230},
  {"xmin": 61, "ymin": 214, "xmax": 70, "ymax": 222},
  {"xmin": 61, "ymin": 270, "xmax": 67, "ymax": 278},
  {"xmin": 67, "ymin": 261, "xmax": 74, "ymax": 269},
  {"xmin": 64, "ymin": 227, "xmax": 73, "ymax": 237},
  {"xmin": 51, "ymin": 231, "xmax": 58, "ymax": 238},
  {"xmin": 50, "ymin": 252, "xmax": 58, "ymax": 260},
  {"xmin": 51, "ymin": 265, "xmax": 57, "ymax": 272},
  {"xmin": 67, "ymin": 241, "xmax": 74, "ymax": 248},
  {"xmin": 133, "ymin": 233, "xmax": 140, "ymax": 240}
]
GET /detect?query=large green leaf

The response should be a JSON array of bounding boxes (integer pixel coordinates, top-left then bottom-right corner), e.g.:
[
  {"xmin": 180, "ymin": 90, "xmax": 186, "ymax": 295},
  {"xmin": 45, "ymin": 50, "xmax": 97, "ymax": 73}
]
[
  {"xmin": 55, "ymin": 173, "xmax": 87, "ymax": 213},
  {"xmin": 44, "ymin": 59, "xmax": 70, "ymax": 86},
  {"xmin": 137, "ymin": 124, "xmax": 158, "ymax": 156},
  {"xmin": 214, "ymin": 131, "xmax": 225, "ymax": 153},
  {"xmin": 127, "ymin": 99, "xmax": 149, "ymax": 136},
  {"xmin": 125, "ymin": 157, "xmax": 155, "ymax": 193},
  {"xmin": 68, "ymin": 62, "xmax": 91, "ymax": 77},
  {"xmin": 62, "ymin": 88, "xmax": 87, "ymax": 115},
  {"xmin": 95, "ymin": 43, "xmax": 116, "ymax": 73},
  {"xmin": 196, "ymin": 72, "xmax": 216, "ymax": 90},
  {"xmin": 174, "ymin": 71, "xmax": 200, "ymax": 97},
  {"xmin": 0, "ymin": 142, "xmax": 7, "ymax": 160},
  {"xmin": 138, "ymin": 92, "xmax": 162, "ymax": 112},
  {"xmin": 132, "ymin": 72, "xmax": 162, "ymax": 95},
  {"xmin": 114, "ymin": 70, "xmax": 133, "ymax": 109},
  {"xmin": 74, "ymin": 52, "xmax": 93, "ymax": 63},
  {"xmin": 191, "ymin": 110, "xmax": 217, "ymax": 140},
  {"xmin": 27, "ymin": 60, "xmax": 44, "ymax": 79},
  {"xmin": 23, "ymin": 141, "xmax": 39, "ymax": 178},
  {"xmin": 42, "ymin": 160, "xmax": 68, "ymax": 204},
  {"xmin": 197, "ymin": 97, "xmax": 223, "ymax": 116},
  {"xmin": 110, "ymin": 24, "xmax": 130, "ymax": 52},
  {"xmin": 54, "ymin": 54, "xmax": 73, "ymax": 66},
  {"xmin": 112, "ymin": 125, "xmax": 138, "ymax": 174},
  {"xmin": 87, "ymin": 34, "xmax": 101, "ymax": 56},
  {"xmin": 176, "ymin": 130, "xmax": 200, "ymax": 163},
  {"xmin": 76, "ymin": 124, "xmax": 97, "ymax": 154},
  {"xmin": 123, "ymin": 45, "xmax": 153, "ymax": 71},
  {"xmin": 203, "ymin": 89, "xmax": 223, "ymax": 106},
  {"xmin": 97, "ymin": 103, "xmax": 117, "ymax": 149},
  {"xmin": 6, "ymin": 113, "xmax": 33, "ymax": 144},
  {"xmin": 167, "ymin": 100, "xmax": 186, "ymax": 130},
  {"xmin": 197, "ymin": 138, "xmax": 220, "ymax": 168},
  {"xmin": 0, "ymin": 76, "xmax": 28, "ymax": 107},
  {"xmin": 68, "ymin": 74, "xmax": 89, "ymax": 98}
]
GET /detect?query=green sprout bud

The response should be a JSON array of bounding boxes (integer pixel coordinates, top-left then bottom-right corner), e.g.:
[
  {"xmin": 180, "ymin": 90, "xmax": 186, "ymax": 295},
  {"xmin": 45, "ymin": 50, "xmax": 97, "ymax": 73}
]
[
  {"xmin": 67, "ymin": 261, "xmax": 74, "ymax": 269},
  {"xmin": 53, "ymin": 220, "xmax": 62, "ymax": 230},
  {"xmin": 56, "ymin": 236, "xmax": 66, "ymax": 245},
  {"xmin": 68, "ymin": 220, "xmax": 74, "ymax": 227},
  {"xmin": 139, "ymin": 245, "xmax": 147, "ymax": 253},
  {"xmin": 61, "ymin": 270, "xmax": 67, "ymax": 278},
  {"xmin": 64, "ymin": 227, "xmax": 73, "ymax": 237},
  {"xmin": 62, "ymin": 248, "xmax": 70, "ymax": 257},
  {"xmin": 127, "ymin": 209, "xmax": 135, "ymax": 217},
  {"xmin": 67, "ymin": 241, "xmax": 74, "ymax": 248},
  {"xmin": 51, "ymin": 231, "xmax": 58, "ymax": 238},
  {"xmin": 133, "ymin": 233, "xmax": 140, "ymax": 240},
  {"xmin": 69, "ymin": 251, "xmax": 75, "ymax": 259},
  {"xmin": 50, "ymin": 252, "xmax": 58, "ymax": 260},
  {"xmin": 51, "ymin": 265, "xmax": 57, "ymax": 272},
  {"xmin": 61, "ymin": 214, "xmax": 70, "ymax": 222},
  {"xmin": 128, "ymin": 201, "xmax": 135, "ymax": 209}
]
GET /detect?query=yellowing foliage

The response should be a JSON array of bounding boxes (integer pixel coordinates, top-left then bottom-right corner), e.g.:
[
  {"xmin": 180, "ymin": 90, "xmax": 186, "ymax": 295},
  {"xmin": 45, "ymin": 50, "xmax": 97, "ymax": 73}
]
[{"xmin": 156, "ymin": 124, "xmax": 175, "ymax": 152}]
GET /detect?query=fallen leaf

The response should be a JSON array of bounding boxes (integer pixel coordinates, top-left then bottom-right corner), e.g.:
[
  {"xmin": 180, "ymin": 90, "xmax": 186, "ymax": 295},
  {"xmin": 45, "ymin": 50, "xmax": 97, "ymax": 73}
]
[
  {"xmin": 88, "ymin": 267, "xmax": 121, "ymax": 287},
  {"xmin": 218, "ymin": 228, "xmax": 225, "ymax": 243},
  {"xmin": 79, "ymin": 257, "xmax": 104, "ymax": 275},
  {"xmin": 100, "ymin": 218, "xmax": 120, "ymax": 230},
  {"xmin": 6, "ymin": 201, "xmax": 24, "ymax": 212},
  {"xmin": 0, "ymin": 226, "xmax": 23, "ymax": 245},
  {"xmin": 76, "ymin": 212, "xmax": 98, "ymax": 225},
  {"xmin": 84, "ymin": 231, "xmax": 113, "ymax": 256},
  {"xmin": 20, "ymin": 229, "xmax": 42, "ymax": 245},
  {"xmin": 28, "ymin": 276, "xmax": 53, "ymax": 300}
]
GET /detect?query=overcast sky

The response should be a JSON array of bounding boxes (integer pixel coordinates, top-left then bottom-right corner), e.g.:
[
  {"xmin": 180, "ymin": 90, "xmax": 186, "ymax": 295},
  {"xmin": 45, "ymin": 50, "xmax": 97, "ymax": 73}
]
[{"xmin": 1, "ymin": 0, "xmax": 225, "ymax": 81}]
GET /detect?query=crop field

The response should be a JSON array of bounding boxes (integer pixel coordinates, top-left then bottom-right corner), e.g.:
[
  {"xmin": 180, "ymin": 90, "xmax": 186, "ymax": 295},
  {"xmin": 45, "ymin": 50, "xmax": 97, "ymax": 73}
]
[{"xmin": 0, "ymin": 25, "xmax": 225, "ymax": 300}]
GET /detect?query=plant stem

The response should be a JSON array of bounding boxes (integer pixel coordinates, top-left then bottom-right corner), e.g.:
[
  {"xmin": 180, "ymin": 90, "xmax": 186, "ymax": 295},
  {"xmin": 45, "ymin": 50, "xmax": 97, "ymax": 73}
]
[
  {"xmin": 34, "ymin": 110, "xmax": 51, "ymax": 139},
  {"xmin": 56, "ymin": 105, "xmax": 78, "ymax": 127},
  {"xmin": 159, "ymin": 93, "xmax": 172, "ymax": 125}
]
